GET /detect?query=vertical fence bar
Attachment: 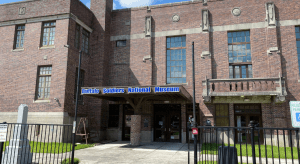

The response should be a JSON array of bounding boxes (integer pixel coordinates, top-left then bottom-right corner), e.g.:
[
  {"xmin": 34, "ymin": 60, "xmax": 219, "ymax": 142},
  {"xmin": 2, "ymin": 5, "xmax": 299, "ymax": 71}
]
[
  {"xmin": 53, "ymin": 125, "xmax": 59, "ymax": 164},
  {"xmin": 250, "ymin": 121, "xmax": 256, "ymax": 164},
  {"xmin": 188, "ymin": 126, "xmax": 190, "ymax": 164},
  {"xmin": 277, "ymin": 129, "xmax": 281, "ymax": 164},
  {"xmin": 199, "ymin": 127, "xmax": 201, "ymax": 163},
  {"xmin": 216, "ymin": 128, "xmax": 218, "ymax": 163},
  {"xmin": 233, "ymin": 127, "xmax": 236, "ymax": 164},
  {"xmin": 257, "ymin": 128, "xmax": 262, "ymax": 164},
  {"xmin": 283, "ymin": 129, "xmax": 287, "ymax": 164},
  {"xmin": 246, "ymin": 128, "xmax": 248, "ymax": 164},
  {"xmin": 240, "ymin": 128, "xmax": 242, "ymax": 164},
  {"xmin": 271, "ymin": 129, "xmax": 274, "ymax": 164},
  {"xmin": 290, "ymin": 130, "xmax": 294, "ymax": 164},
  {"xmin": 264, "ymin": 129, "xmax": 268, "ymax": 164},
  {"xmin": 296, "ymin": 129, "xmax": 300, "ymax": 164}
]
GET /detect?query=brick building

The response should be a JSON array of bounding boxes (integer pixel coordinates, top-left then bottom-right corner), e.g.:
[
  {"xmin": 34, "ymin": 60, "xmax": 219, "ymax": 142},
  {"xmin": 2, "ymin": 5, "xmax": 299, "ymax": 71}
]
[{"xmin": 0, "ymin": 0, "xmax": 299, "ymax": 144}]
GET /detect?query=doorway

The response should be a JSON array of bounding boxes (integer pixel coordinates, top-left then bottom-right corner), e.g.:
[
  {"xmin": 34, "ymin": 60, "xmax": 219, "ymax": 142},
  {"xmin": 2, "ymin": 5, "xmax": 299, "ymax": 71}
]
[
  {"xmin": 154, "ymin": 104, "xmax": 181, "ymax": 142},
  {"xmin": 122, "ymin": 104, "xmax": 134, "ymax": 141},
  {"xmin": 234, "ymin": 104, "xmax": 263, "ymax": 143}
]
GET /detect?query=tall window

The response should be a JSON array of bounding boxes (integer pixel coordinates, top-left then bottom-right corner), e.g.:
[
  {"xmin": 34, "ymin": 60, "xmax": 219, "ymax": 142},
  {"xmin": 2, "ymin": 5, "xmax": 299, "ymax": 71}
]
[
  {"xmin": 82, "ymin": 29, "xmax": 89, "ymax": 53},
  {"xmin": 15, "ymin": 25, "xmax": 25, "ymax": 49},
  {"xmin": 108, "ymin": 105, "xmax": 119, "ymax": 127},
  {"xmin": 42, "ymin": 22, "xmax": 56, "ymax": 46},
  {"xmin": 75, "ymin": 24, "xmax": 80, "ymax": 49},
  {"xmin": 36, "ymin": 66, "xmax": 52, "ymax": 99},
  {"xmin": 215, "ymin": 104, "xmax": 229, "ymax": 126},
  {"xmin": 295, "ymin": 27, "xmax": 300, "ymax": 76},
  {"xmin": 167, "ymin": 36, "xmax": 186, "ymax": 84},
  {"xmin": 74, "ymin": 68, "xmax": 84, "ymax": 102},
  {"xmin": 228, "ymin": 31, "xmax": 252, "ymax": 78}
]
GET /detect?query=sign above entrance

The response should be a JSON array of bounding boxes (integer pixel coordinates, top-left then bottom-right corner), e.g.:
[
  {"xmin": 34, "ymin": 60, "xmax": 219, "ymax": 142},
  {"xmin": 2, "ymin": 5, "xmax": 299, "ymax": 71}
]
[
  {"xmin": 103, "ymin": 88, "xmax": 125, "ymax": 94},
  {"xmin": 155, "ymin": 87, "xmax": 180, "ymax": 92},
  {"xmin": 290, "ymin": 101, "xmax": 300, "ymax": 128},
  {"xmin": 128, "ymin": 87, "xmax": 151, "ymax": 93},
  {"xmin": 81, "ymin": 88, "xmax": 100, "ymax": 94}
]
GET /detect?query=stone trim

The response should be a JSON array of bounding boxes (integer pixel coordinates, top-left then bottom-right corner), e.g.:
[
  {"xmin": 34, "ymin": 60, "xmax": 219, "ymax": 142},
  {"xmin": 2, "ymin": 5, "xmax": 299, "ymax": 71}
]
[
  {"xmin": 33, "ymin": 100, "xmax": 51, "ymax": 103},
  {"xmin": 12, "ymin": 48, "xmax": 24, "ymax": 52},
  {"xmin": 110, "ymin": 18, "xmax": 300, "ymax": 41},
  {"xmin": 39, "ymin": 46, "xmax": 55, "ymax": 50},
  {"xmin": 0, "ymin": 13, "xmax": 93, "ymax": 33}
]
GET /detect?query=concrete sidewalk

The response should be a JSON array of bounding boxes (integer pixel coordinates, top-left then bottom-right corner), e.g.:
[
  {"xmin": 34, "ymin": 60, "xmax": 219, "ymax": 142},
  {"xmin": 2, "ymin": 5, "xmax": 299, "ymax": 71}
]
[{"xmin": 74, "ymin": 141, "xmax": 299, "ymax": 164}]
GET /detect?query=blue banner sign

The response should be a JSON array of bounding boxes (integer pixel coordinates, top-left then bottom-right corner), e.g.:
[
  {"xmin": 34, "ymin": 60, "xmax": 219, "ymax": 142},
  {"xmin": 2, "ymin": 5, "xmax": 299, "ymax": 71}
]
[
  {"xmin": 155, "ymin": 87, "xmax": 180, "ymax": 92},
  {"xmin": 290, "ymin": 101, "xmax": 300, "ymax": 128},
  {"xmin": 128, "ymin": 87, "xmax": 151, "ymax": 93},
  {"xmin": 103, "ymin": 88, "xmax": 125, "ymax": 94},
  {"xmin": 81, "ymin": 88, "xmax": 100, "ymax": 94}
]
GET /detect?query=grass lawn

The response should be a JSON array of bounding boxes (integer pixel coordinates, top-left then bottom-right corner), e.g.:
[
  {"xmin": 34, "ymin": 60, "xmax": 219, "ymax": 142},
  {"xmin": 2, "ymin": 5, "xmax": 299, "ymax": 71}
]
[
  {"xmin": 201, "ymin": 143, "xmax": 299, "ymax": 159},
  {"xmin": 2, "ymin": 141, "xmax": 94, "ymax": 153}
]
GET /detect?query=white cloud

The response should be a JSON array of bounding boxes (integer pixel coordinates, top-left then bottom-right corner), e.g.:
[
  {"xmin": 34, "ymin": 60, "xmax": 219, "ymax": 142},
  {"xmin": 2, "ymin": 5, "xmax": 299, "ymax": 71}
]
[
  {"xmin": 117, "ymin": 0, "xmax": 154, "ymax": 8},
  {"xmin": 86, "ymin": 1, "xmax": 90, "ymax": 9},
  {"xmin": 113, "ymin": 2, "xmax": 116, "ymax": 10}
]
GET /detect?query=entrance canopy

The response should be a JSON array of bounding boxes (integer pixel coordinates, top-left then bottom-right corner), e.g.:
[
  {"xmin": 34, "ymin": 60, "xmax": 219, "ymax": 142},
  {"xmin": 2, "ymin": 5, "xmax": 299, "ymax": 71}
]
[{"xmin": 81, "ymin": 85, "xmax": 192, "ymax": 102}]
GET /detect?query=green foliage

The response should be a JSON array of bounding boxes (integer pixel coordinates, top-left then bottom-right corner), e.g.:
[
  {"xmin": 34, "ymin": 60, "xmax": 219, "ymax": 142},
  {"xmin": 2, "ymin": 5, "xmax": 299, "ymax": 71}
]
[
  {"xmin": 2, "ymin": 141, "xmax": 94, "ymax": 153},
  {"xmin": 61, "ymin": 158, "xmax": 80, "ymax": 164}
]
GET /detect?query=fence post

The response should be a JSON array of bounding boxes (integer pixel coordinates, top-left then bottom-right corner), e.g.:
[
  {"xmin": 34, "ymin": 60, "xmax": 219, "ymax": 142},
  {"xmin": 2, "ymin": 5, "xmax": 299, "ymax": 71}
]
[
  {"xmin": 249, "ymin": 120, "xmax": 257, "ymax": 164},
  {"xmin": 0, "ymin": 122, "xmax": 6, "ymax": 164}
]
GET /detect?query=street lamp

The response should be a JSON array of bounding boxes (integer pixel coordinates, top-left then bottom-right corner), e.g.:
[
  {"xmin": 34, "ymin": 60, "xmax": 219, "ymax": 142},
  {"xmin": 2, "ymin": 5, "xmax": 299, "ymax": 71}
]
[{"xmin": 71, "ymin": 50, "xmax": 82, "ymax": 164}]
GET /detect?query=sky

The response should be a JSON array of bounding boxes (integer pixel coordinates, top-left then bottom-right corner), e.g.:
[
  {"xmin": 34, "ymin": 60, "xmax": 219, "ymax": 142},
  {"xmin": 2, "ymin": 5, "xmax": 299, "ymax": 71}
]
[{"xmin": 0, "ymin": 0, "xmax": 191, "ymax": 10}]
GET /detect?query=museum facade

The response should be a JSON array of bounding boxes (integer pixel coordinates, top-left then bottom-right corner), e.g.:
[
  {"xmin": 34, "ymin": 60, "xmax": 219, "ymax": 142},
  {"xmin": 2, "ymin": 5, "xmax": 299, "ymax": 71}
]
[{"xmin": 0, "ymin": 0, "xmax": 299, "ymax": 143}]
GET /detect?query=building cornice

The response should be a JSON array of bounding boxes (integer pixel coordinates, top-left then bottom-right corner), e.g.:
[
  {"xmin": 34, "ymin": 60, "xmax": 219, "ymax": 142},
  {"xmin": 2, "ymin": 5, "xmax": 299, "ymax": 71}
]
[{"xmin": 0, "ymin": 13, "xmax": 93, "ymax": 33}]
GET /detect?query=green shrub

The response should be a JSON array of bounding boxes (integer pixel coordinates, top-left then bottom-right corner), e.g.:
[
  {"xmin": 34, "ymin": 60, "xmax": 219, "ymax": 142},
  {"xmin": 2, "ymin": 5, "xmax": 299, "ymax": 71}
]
[{"xmin": 61, "ymin": 158, "xmax": 80, "ymax": 164}]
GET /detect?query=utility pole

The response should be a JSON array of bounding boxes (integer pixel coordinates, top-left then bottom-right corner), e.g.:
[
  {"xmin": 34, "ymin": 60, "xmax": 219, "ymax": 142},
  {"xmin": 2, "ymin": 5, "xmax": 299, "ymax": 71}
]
[
  {"xmin": 71, "ymin": 50, "xmax": 82, "ymax": 164},
  {"xmin": 192, "ymin": 42, "xmax": 197, "ymax": 164}
]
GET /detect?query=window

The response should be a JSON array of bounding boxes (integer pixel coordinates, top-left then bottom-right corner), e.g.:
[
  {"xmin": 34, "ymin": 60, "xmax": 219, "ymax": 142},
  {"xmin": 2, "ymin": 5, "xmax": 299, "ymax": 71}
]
[
  {"xmin": 14, "ymin": 25, "xmax": 25, "ymax": 49},
  {"xmin": 75, "ymin": 24, "xmax": 81, "ymax": 49},
  {"xmin": 166, "ymin": 36, "xmax": 186, "ymax": 84},
  {"xmin": 228, "ymin": 31, "xmax": 252, "ymax": 78},
  {"xmin": 116, "ymin": 40, "xmax": 126, "ymax": 47},
  {"xmin": 36, "ymin": 66, "xmax": 52, "ymax": 99},
  {"xmin": 42, "ymin": 22, "xmax": 56, "ymax": 46},
  {"xmin": 295, "ymin": 27, "xmax": 300, "ymax": 76},
  {"xmin": 215, "ymin": 104, "xmax": 229, "ymax": 126},
  {"xmin": 82, "ymin": 29, "xmax": 89, "ymax": 53},
  {"xmin": 74, "ymin": 68, "xmax": 84, "ymax": 102},
  {"xmin": 108, "ymin": 105, "xmax": 119, "ymax": 127}
]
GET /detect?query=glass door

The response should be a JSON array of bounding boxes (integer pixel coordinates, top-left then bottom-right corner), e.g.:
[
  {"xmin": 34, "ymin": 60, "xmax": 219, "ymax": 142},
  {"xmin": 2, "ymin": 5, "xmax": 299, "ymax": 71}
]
[
  {"xmin": 122, "ymin": 105, "xmax": 134, "ymax": 141},
  {"xmin": 235, "ymin": 115, "xmax": 262, "ymax": 144},
  {"xmin": 154, "ymin": 114, "xmax": 166, "ymax": 142},
  {"xmin": 168, "ymin": 113, "xmax": 181, "ymax": 142}
]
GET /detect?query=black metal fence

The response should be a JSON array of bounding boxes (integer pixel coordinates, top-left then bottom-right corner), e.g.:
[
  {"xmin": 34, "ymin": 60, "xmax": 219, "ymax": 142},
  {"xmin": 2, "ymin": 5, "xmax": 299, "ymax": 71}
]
[
  {"xmin": 0, "ymin": 123, "xmax": 73, "ymax": 164},
  {"xmin": 189, "ymin": 122, "xmax": 300, "ymax": 164}
]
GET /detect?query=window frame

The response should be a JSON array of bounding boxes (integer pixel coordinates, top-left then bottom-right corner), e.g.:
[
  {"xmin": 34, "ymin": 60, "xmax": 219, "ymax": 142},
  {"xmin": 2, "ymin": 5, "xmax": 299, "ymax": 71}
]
[
  {"xmin": 75, "ymin": 24, "xmax": 81, "ymax": 49},
  {"xmin": 41, "ymin": 21, "xmax": 56, "ymax": 47},
  {"xmin": 81, "ymin": 29, "xmax": 90, "ymax": 54},
  {"xmin": 215, "ymin": 104, "xmax": 230, "ymax": 127},
  {"xmin": 166, "ymin": 35, "xmax": 187, "ymax": 84},
  {"xmin": 228, "ymin": 30, "xmax": 252, "ymax": 78},
  {"xmin": 14, "ymin": 24, "xmax": 25, "ymax": 49},
  {"xmin": 35, "ymin": 66, "xmax": 52, "ymax": 100},
  {"xmin": 74, "ymin": 68, "xmax": 85, "ymax": 102},
  {"xmin": 116, "ymin": 40, "xmax": 126, "ymax": 47}
]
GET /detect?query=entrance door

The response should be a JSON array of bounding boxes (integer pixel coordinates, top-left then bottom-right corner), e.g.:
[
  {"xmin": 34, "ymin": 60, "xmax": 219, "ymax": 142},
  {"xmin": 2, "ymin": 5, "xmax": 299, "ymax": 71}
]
[
  {"xmin": 234, "ymin": 104, "xmax": 263, "ymax": 143},
  {"xmin": 122, "ymin": 104, "xmax": 134, "ymax": 141},
  {"xmin": 154, "ymin": 104, "xmax": 181, "ymax": 142}
]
